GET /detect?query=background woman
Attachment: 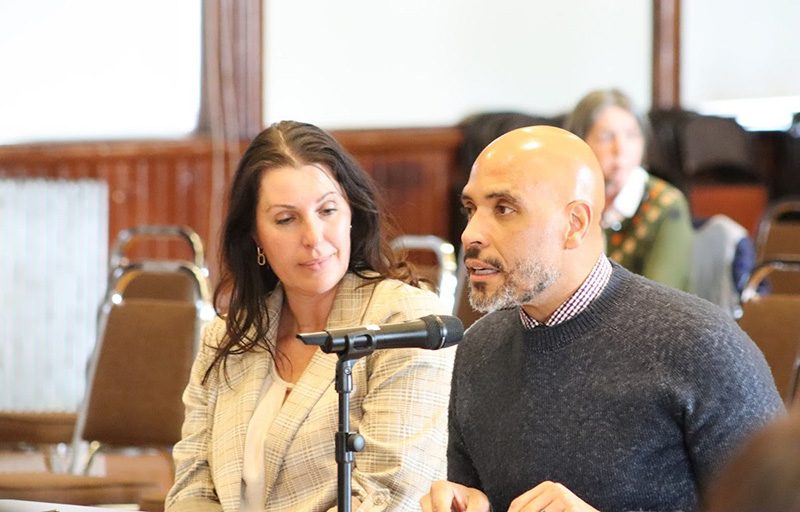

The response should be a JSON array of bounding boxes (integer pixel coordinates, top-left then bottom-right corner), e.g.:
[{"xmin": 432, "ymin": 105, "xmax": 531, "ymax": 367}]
[
  {"xmin": 565, "ymin": 89, "xmax": 694, "ymax": 291},
  {"xmin": 166, "ymin": 121, "xmax": 455, "ymax": 512}
]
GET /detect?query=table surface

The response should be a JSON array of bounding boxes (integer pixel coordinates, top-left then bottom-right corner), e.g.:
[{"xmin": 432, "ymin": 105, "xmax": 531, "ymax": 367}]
[{"xmin": 0, "ymin": 500, "xmax": 135, "ymax": 512}]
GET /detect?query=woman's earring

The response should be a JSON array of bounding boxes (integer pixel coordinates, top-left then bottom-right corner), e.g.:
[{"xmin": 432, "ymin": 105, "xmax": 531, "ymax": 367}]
[{"xmin": 257, "ymin": 246, "xmax": 267, "ymax": 266}]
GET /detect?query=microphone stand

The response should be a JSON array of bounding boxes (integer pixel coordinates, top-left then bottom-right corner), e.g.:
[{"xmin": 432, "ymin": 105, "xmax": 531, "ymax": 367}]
[
  {"xmin": 335, "ymin": 357, "xmax": 364, "ymax": 512},
  {"xmin": 297, "ymin": 317, "xmax": 462, "ymax": 511},
  {"xmin": 326, "ymin": 330, "xmax": 375, "ymax": 512}
]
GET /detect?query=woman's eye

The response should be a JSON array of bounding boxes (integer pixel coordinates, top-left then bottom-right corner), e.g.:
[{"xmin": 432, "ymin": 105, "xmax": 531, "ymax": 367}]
[
  {"xmin": 276, "ymin": 216, "xmax": 294, "ymax": 225},
  {"xmin": 320, "ymin": 207, "xmax": 337, "ymax": 216}
]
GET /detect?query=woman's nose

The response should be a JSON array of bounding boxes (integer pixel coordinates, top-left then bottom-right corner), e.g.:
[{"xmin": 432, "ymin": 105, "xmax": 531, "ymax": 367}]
[{"xmin": 302, "ymin": 218, "xmax": 324, "ymax": 247}]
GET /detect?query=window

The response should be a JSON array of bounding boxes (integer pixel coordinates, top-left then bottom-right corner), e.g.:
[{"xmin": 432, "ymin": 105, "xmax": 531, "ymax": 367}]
[{"xmin": 0, "ymin": 1, "xmax": 201, "ymax": 144}]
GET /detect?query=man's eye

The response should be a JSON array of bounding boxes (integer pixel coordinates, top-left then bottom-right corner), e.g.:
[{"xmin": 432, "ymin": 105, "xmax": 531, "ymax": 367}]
[
  {"xmin": 460, "ymin": 205, "xmax": 474, "ymax": 219},
  {"xmin": 496, "ymin": 205, "xmax": 514, "ymax": 215}
]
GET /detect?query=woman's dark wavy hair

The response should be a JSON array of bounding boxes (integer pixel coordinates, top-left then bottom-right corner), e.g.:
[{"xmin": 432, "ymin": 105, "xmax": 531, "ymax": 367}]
[{"xmin": 204, "ymin": 120, "xmax": 418, "ymax": 382}]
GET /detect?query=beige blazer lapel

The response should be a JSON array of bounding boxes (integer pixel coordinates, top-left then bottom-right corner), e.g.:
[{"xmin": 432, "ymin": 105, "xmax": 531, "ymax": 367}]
[
  {"xmin": 212, "ymin": 287, "xmax": 283, "ymax": 506},
  {"xmin": 260, "ymin": 273, "xmax": 377, "ymax": 504}
]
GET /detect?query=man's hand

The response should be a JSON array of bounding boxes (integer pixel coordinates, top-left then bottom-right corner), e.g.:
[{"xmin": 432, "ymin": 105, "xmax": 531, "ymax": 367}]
[
  {"xmin": 508, "ymin": 481, "xmax": 600, "ymax": 512},
  {"xmin": 420, "ymin": 480, "xmax": 491, "ymax": 512}
]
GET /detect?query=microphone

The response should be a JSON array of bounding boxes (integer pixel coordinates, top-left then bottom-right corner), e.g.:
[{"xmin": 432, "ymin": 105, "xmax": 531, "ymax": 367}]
[{"xmin": 296, "ymin": 314, "xmax": 463, "ymax": 355}]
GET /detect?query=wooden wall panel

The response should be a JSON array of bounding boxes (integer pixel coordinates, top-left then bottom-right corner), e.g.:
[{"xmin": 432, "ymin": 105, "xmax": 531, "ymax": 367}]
[
  {"xmin": 0, "ymin": 140, "xmax": 225, "ymax": 275},
  {"xmin": 0, "ymin": 128, "xmax": 463, "ymax": 282},
  {"xmin": 334, "ymin": 127, "xmax": 463, "ymax": 241}
]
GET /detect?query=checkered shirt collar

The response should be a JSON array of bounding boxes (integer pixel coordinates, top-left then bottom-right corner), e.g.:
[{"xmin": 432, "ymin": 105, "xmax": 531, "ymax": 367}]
[{"xmin": 519, "ymin": 254, "xmax": 612, "ymax": 330}]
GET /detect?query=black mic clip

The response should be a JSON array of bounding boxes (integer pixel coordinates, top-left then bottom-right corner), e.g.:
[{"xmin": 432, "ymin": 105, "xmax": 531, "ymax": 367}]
[{"xmin": 300, "ymin": 328, "xmax": 378, "ymax": 361}]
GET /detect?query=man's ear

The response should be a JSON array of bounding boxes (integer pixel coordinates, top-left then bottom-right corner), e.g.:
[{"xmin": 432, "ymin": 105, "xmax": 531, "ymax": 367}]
[{"xmin": 564, "ymin": 201, "xmax": 592, "ymax": 249}]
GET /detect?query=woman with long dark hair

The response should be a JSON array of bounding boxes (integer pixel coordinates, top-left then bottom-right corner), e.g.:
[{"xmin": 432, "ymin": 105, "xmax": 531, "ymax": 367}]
[{"xmin": 166, "ymin": 121, "xmax": 455, "ymax": 512}]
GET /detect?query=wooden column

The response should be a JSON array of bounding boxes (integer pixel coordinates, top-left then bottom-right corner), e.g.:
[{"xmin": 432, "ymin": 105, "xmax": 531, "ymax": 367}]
[
  {"xmin": 652, "ymin": 0, "xmax": 681, "ymax": 109},
  {"xmin": 198, "ymin": 0, "xmax": 263, "ymax": 139}
]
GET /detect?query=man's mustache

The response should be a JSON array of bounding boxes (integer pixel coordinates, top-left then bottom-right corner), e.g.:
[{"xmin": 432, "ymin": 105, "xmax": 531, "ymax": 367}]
[{"xmin": 463, "ymin": 246, "xmax": 504, "ymax": 272}]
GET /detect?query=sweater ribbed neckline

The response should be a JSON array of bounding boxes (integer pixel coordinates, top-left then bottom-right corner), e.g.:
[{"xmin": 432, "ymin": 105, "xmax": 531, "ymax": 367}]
[{"xmin": 519, "ymin": 263, "xmax": 630, "ymax": 353}]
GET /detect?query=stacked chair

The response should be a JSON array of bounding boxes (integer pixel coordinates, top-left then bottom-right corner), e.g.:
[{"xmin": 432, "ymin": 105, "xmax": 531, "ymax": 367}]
[
  {"xmin": 738, "ymin": 257, "xmax": 800, "ymax": 407},
  {"xmin": 744, "ymin": 200, "xmax": 800, "ymax": 406},
  {"xmin": 0, "ymin": 225, "xmax": 212, "ymax": 511},
  {"xmin": 754, "ymin": 197, "xmax": 800, "ymax": 294}
]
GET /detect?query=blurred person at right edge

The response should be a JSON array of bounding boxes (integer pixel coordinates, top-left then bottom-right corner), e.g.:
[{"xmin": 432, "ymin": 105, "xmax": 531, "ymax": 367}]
[
  {"xmin": 565, "ymin": 89, "xmax": 694, "ymax": 292},
  {"xmin": 705, "ymin": 410, "xmax": 800, "ymax": 512},
  {"xmin": 420, "ymin": 126, "xmax": 783, "ymax": 512}
]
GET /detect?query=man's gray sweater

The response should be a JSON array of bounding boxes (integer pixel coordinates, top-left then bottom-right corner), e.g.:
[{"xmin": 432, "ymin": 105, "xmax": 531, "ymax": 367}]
[{"xmin": 448, "ymin": 264, "xmax": 784, "ymax": 512}]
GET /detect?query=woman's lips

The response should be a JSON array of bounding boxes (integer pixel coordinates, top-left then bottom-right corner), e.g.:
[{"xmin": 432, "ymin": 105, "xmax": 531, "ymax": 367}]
[{"xmin": 300, "ymin": 254, "xmax": 333, "ymax": 270}]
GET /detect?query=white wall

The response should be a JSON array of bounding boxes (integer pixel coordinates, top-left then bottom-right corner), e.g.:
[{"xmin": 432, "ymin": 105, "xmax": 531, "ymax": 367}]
[
  {"xmin": 682, "ymin": 0, "xmax": 800, "ymax": 130},
  {"xmin": 264, "ymin": 1, "xmax": 652, "ymax": 129}
]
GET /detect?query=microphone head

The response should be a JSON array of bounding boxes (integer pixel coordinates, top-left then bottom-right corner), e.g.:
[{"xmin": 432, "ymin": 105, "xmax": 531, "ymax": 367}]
[{"xmin": 420, "ymin": 314, "xmax": 464, "ymax": 349}]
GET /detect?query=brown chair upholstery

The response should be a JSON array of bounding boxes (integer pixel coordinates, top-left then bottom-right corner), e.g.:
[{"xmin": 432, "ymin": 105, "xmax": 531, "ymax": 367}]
[
  {"xmin": 738, "ymin": 296, "xmax": 800, "ymax": 406},
  {"xmin": 0, "ymin": 412, "xmax": 76, "ymax": 473},
  {"xmin": 81, "ymin": 300, "xmax": 198, "ymax": 447},
  {"xmin": 738, "ymin": 262, "xmax": 800, "ymax": 406},
  {"xmin": 0, "ymin": 412, "xmax": 75, "ymax": 446},
  {"xmin": 116, "ymin": 270, "xmax": 199, "ymax": 302},
  {"xmin": 755, "ymin": 198, "xmax": 800, "ymax": 294},
  {"xmin": 0, "ymin": 299, "xmax": 199, "ymax": 506}
]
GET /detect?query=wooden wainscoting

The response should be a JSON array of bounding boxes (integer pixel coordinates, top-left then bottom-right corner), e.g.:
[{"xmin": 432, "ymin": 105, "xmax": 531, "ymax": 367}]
[
  {"xmin": 0, "ymin": 138, "xmax": 230, "ymax": 277},
  {"xmin": 334, "ymin": 127, "xmax": 463, "ymax": 242},
  {"xmin": 0, "ymin": 128, "xmax": 463, "ymax": 281}
]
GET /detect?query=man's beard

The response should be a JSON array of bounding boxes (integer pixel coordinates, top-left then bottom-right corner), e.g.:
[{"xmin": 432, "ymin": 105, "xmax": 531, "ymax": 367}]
[{"xmin": 468, "ymin": 257, "xmax": 560, "ymax": 313}]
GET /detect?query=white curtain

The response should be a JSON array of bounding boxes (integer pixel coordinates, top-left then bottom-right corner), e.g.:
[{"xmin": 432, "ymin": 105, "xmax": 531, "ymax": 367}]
[{"xmin": 0, "ymin": 178, "xmax": 108, "ymax": 411}]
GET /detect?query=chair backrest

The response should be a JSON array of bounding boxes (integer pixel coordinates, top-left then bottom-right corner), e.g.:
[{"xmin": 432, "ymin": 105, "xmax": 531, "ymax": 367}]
[
  {"xmin": 115, "ymin": 270, "xmax": 199, "ymax": 302},
  {"xmin": 390, "ymin": 235, "xmax": 457, "ymax": 313},
  {"xmin": 81, "ymin": 298, "xmax": 198, "ymax": 447},
  {"xmin": 737, "ymin": 294, "xmax": 800, "ymax": 406},
  {"xmin": 755, "ymin": 198, "xmax": 800, "ymax": 294},
  {"xmin": 67, "ymin": 226, "xmax": 213, "ymax": 474},
  {"xmin": 739, "ymin": 259, "xmax": 800, "ymax": 406}
]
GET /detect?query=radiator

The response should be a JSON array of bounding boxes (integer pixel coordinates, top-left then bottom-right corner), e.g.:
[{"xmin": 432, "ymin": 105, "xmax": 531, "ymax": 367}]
[{"xmin": 0, "ymin": 179, "xmax": 108, "ymax": 411}]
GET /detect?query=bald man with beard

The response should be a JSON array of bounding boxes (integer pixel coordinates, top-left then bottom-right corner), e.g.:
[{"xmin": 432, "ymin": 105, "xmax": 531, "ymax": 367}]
[{"xmin": 421, "ymin": 126, "xmax": 783, "ymax": 512}]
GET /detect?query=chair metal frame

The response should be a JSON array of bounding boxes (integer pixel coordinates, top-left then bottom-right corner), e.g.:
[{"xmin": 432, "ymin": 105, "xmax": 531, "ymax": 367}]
[
  {"xmin": 390, "ymin": 235, "xmax": 458, "ymax": 314},
  {"xmin": 109, "ymin": 224, "xmax": 207, "ymax": 270},
  {"xmin": 741, "ymin": 257, "xmax": 800, "ymax": 303},
  {"xmin": 70, "ymin": 225, "xmax": 212, "ymax": 475}
]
